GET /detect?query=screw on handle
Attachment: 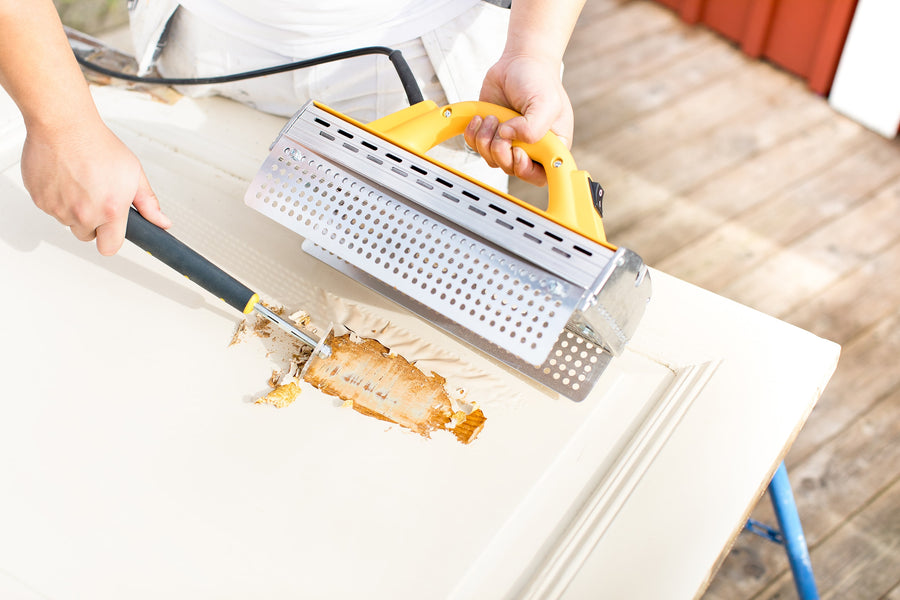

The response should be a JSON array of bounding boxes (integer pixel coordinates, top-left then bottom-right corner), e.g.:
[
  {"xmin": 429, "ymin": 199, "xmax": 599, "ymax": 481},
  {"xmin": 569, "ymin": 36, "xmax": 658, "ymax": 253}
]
[{"xmin": 124, "ymin": 207, "xmax": 257, "ymax": 314}]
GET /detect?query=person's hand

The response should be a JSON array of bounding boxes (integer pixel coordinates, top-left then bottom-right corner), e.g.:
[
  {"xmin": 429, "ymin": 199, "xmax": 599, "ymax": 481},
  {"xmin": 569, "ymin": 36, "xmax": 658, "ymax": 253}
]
[
  {"xmin": 20, "ymin": 116, "xmax": 170, "ymax": 255},
  {"xmin": 463, "ymin": 52, "xmax": 574, "ymax": 186}
]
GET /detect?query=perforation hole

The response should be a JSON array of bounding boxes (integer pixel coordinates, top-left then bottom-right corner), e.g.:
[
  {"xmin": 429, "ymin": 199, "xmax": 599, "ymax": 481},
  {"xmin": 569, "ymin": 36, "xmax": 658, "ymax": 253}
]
[{"xmin": 256, "ymin": 145, "xmax": 574, "ymax": 362}]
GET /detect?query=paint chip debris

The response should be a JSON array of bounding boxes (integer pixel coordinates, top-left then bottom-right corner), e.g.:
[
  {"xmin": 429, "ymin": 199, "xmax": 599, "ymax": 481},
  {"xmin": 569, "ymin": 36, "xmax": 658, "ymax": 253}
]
[{"xmin": 255, "ymin": 381, "xmax": 302, "ymax": 408}]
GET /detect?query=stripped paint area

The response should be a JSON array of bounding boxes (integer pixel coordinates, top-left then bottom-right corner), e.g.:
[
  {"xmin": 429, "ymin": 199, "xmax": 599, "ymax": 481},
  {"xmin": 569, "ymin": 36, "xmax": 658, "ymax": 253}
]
[
  {"xmin": 232, "ymin": 311, "xmax": 486, "ymax": 444},
  {"xmin": 303, "ymin": 333, "xmax": 486, "ymax": 444}
]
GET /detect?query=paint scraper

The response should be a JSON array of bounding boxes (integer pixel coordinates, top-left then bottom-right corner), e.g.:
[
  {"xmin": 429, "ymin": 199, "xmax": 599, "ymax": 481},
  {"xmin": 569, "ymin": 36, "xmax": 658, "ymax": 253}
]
[{"xmin": 124, "ymin": 206, "xmax": 330, "ymax": 357}]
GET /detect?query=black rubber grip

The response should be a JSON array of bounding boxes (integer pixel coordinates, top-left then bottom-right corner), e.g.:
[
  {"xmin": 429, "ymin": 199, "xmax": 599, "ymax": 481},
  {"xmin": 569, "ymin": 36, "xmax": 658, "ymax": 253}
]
[{"xmin": 125, "ymin": 207, "xmax": 256, "ymax": 313}]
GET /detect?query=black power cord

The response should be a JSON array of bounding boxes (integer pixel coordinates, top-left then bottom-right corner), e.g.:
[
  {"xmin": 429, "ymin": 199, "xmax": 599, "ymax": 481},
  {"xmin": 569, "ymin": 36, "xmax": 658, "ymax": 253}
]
[{"xmin": 74, "ymin": 45, "xmax": 425, "ymax": 106}]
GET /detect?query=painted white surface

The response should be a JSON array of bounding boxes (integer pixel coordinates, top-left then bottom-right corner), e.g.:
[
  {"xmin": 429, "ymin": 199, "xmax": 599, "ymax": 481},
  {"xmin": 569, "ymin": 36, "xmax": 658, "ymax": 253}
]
[
  {"xmin": 829, "ymin": 0, "xmax": 900, "ymax": 138},
  {"xmin": 0, "ymin": 86, "xmax": 839, "ymax": 599}
]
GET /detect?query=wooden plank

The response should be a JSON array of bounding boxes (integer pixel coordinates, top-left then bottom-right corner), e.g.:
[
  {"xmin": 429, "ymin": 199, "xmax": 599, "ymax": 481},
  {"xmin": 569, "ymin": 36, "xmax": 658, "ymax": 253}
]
[
  {"xmin": 629, "ymin": 88, "xmax": 829, "ymax": 196},
  {"xmin": 755, "ymin": 471, "xmax": 900, "ymax": 599},
  {"xmin": 676, "ymin": 115, "xmax": 864, "ymax": 219},
  {"xmin": 782, "ymin": 389, "xmax": 900, "ymax": 544},
  {"xmin": 566, "ymin": 12, "xmax": 714, "ymax": 107},
  {"xmin": 596, "ymin": 59, "xmax": 796, "ymax": 170},
  {"xmin": 571, "ymin": 32, "xmax": 745, "ymax": 138},
  {"xmin": 720, "ymin": 175, "xmax": 900, "ymax": 317},
  {"xmin": 786, "ymin": 236, "xmax": 900, "ymax": 346},
  {"xmin": 704, "ymin": 386, "xmax": 900, "ymax": 599},
  {"xmin": 790, "ymin": 306, "xmax": 900, "ymax": 465},
  {"xmin": 724, "ymin": 133, "xmax": 900, "ymax": 248},
  {"xmin": 780, "ymin": 212, "xmax": 900, "ymax": 484},
  {"xmin": 568, "ymin": 0, "xmax": 676, "ymax": 66},
  {"xmin": 658, "ymin": 137, "xmax": 900, "ymax": 291},
  {"xmin": 608, "ymin": 117, "xmax": 866, "ymax": 264}
]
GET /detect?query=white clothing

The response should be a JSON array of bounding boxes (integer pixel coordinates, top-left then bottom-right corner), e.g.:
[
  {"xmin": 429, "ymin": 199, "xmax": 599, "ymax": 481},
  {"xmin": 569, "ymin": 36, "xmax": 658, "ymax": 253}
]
[
  {"xmin": 128, "ymin": 1, "xmax": 511, "ymax": 189},
  {"xmin": 129, "ymin": 0, "xmax": 477, "ymax": 78},
  {"xmin": 175, "ymin": 0, "xmax": 481, "ymax": 58}
]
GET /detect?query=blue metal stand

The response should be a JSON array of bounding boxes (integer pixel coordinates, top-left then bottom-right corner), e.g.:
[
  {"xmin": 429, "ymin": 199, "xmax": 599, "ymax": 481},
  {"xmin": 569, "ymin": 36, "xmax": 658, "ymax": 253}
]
[{"xmin": 745, "ymin": 461, "xmax": 820, "ymax": 600}]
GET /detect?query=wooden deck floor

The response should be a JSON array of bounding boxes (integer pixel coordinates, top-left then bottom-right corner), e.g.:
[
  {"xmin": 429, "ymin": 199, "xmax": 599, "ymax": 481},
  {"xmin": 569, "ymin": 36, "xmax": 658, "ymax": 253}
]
[{"xmin": 511, "ymin": 1, "xmax": 900, "ymax": 598}]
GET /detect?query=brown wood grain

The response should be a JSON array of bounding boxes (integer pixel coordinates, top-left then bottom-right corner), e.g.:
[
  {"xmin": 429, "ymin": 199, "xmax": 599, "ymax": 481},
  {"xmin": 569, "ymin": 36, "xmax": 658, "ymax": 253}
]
[
  {"xmin": 607, "ymin": 116, "xmax": 865, "ymax": 256},
  {"xmin": 721, "ymin": 176, "xmax": 900, "ymax": 317},
  {"xmin": 567, "ymin": 12, "xmax": 713, "ymax": 107}
]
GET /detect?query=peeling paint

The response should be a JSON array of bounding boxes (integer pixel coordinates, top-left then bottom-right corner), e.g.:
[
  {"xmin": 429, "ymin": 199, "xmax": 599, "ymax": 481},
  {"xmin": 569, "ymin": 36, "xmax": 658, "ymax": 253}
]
[
  {"xmin": 230, "ymin": 309, "xmax": 486, "ymax": 443},
  {"xmin": 303, "ymin": 333, "xmax": 486, "ymax": 444}
]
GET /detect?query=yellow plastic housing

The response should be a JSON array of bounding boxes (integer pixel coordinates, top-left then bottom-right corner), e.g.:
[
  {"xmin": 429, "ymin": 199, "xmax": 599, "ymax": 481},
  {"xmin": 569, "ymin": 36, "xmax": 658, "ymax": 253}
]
[{"xmin": 316, "ymin": 101, "xmax": 612, "ymax": 248}]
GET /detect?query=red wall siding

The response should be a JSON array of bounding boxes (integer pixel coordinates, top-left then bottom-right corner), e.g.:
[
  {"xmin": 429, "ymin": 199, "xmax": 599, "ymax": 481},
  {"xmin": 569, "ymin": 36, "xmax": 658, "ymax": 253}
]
[{"xmin": 651, "ymin": 0, "xmax": 858, "ymax": 95}]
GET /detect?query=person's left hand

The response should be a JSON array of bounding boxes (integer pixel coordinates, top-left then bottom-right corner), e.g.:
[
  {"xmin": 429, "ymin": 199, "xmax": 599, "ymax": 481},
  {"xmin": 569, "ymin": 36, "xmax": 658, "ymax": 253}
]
[{"xmin": 463, "ymin": 52, "xmax": 573, "ymax": 186}]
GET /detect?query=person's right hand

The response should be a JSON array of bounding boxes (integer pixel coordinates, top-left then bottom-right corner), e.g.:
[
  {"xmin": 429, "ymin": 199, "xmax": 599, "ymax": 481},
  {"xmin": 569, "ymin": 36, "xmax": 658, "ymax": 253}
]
[
  {"xmin": 464, "ymin": 52, "xmax": 573, "ymax": 187},
  {"xmin": 20, "ymin": 115, "xmax": 170, "ymax": 255}
]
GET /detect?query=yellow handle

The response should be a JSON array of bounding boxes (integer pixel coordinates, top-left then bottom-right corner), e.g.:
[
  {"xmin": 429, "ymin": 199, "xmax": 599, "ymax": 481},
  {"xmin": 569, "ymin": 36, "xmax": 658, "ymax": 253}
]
[{"xmin": 364, "ymin": 100, "xmax": 610, "ymax": 246}]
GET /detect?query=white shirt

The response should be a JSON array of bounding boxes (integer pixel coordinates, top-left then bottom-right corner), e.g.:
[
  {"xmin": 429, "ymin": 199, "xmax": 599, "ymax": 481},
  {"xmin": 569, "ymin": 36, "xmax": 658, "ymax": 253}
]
[{"xmin": 130, "ymin": 0, "xmax": 481, "ymax": 71}]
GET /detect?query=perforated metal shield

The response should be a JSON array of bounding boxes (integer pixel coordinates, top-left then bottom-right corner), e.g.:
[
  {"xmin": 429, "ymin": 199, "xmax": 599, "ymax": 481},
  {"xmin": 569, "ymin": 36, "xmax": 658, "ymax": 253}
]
[
  {"xmin": 245, "ymin": 102, "xmax": 650, "ymax": 400},
  {"xmin": 301, "ymin": 242, "xmax": 612, "ymax": 400}
]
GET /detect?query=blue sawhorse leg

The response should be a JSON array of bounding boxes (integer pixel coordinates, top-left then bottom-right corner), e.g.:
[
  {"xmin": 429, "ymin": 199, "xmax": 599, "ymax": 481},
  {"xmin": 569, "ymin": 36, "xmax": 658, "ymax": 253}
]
[{"xmin": 745, "ymin": 461, "xmax": 819, "ymax": 600}]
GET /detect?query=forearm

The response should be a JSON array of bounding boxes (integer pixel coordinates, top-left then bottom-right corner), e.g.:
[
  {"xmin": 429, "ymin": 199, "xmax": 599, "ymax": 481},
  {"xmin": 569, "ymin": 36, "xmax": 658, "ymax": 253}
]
[
  {"xmin": 1, "ymin": 1, "xmax": 168, "ymax": 255},
  {"xmin": 467, "ymin": 0, "xmax": 584, "ymax": 183},
  {"xmin": 0, "ymin": 0, "xmax": 100, "ymax": 133},
  {"xmin": 504, "ymin": 0, "xmax": 586, "ymax": 62}
]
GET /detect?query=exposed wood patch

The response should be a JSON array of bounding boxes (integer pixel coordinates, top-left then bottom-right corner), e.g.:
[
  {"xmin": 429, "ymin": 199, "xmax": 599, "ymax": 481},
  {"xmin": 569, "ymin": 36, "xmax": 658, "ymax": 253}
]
[{"xmin": 303, "ymin": 334, "xmax": 486, "ymax": 445}]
